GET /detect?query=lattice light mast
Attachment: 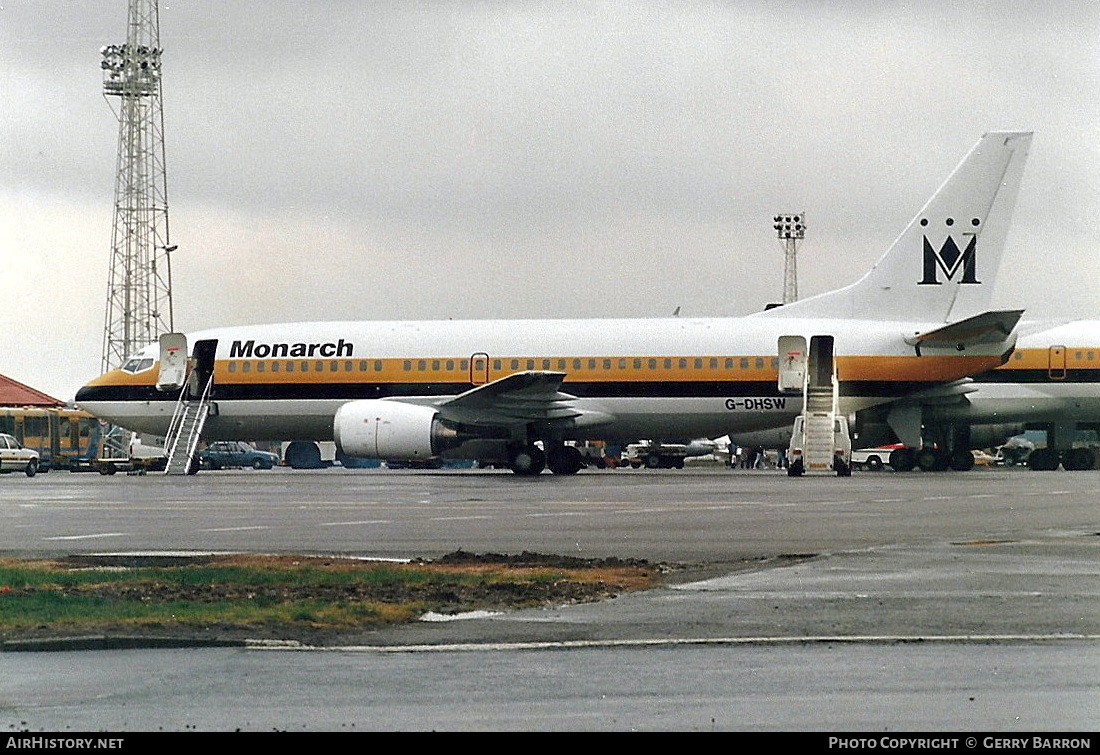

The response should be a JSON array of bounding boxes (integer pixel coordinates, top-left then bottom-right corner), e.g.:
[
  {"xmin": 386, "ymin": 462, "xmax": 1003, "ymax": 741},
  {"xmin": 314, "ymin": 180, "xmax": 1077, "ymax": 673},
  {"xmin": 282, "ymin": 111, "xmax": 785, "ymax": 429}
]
[
  {"xmin": 100, "ymin": 0, "xmax": 174, "ymax": 372},
  {"xmin": 773, "ymin": 213, "xmax": 805, "ymax": 305}
]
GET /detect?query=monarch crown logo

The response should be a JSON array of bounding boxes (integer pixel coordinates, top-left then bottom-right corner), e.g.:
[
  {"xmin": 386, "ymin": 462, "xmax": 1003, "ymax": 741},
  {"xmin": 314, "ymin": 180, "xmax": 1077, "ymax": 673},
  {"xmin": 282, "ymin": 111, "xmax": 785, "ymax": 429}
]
[{"xmin": 919, "ymin": 233, "xmax": 979, "ymax": 285}]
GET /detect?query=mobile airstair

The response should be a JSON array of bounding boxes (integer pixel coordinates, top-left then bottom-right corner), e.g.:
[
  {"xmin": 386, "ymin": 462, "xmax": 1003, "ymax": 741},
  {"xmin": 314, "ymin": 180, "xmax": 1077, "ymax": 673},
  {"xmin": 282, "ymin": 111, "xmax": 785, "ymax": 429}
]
[
  {"xmin": 778, "ymin": 335, "xmax": 851, "ymax": 476},
  {"xmin": 163, "ymin": 373, "xmax": 213, "ymax": 475}
]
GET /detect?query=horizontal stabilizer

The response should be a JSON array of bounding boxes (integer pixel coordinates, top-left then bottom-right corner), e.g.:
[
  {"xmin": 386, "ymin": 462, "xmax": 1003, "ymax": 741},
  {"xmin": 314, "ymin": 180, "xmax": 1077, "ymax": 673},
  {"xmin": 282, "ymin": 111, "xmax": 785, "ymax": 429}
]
[{"xmin": 904, "ymin": 309, "xmax": 1024, "ymax": 350}]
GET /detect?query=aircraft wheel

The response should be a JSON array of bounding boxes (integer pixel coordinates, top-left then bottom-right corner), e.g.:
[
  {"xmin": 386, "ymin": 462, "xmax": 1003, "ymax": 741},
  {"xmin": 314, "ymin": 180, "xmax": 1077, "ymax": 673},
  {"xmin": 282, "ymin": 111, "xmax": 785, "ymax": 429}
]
[
  {"xmin": 949, "ymin": 448, "xmax": 975, "ymax": 472},
  {"xmin": 509, "ymin": 445, "xmax": 545, "ymax": 475},
  {"xmin": 547, "ymin": 445, "xmax": 583, "ymax": 475},
  {"xmin": 889, "ymin": 448, "xmax": 916, "ymax": 472},
  {"xmin": 1027, "ymin": 448, "xmax": 1061, "ymax": 471},
  {"xmin": 285, "ymin": 441, "xmax": 323, "ymax": 469},
  {"xmin": 1063, "ymin": 447, "xmax": 1095, "ymax": 471},
  {"xmin": 917, "ymin": 447, "xmax": 946, "ymax": 472}
]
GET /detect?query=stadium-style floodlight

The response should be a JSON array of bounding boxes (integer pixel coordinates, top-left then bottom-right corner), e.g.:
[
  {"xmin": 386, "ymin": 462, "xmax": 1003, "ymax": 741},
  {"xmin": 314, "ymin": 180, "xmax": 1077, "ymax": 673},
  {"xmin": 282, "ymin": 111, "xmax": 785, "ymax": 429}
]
[
  {"xmin": 773, "ymin": 213, "xmax": 806, "ymax": 305},
  {"xmin": 100, "ymin": 1, "xmax": 174, "ymax": 373}
]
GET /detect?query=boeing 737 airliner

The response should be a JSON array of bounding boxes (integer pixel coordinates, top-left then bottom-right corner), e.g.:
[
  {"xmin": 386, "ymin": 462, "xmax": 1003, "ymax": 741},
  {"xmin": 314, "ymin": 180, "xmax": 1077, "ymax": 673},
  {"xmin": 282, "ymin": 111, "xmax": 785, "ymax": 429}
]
[{"xmin": 76, "ymin": 132, "xmax": 1032, "ymax": 474}]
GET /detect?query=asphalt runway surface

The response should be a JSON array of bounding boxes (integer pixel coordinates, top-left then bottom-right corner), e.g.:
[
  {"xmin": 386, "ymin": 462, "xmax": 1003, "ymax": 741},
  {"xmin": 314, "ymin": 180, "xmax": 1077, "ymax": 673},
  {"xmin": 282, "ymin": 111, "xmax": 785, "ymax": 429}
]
[{"xmin": 1, "ymin": 465, "xmax": 1098, "ymax": 732}]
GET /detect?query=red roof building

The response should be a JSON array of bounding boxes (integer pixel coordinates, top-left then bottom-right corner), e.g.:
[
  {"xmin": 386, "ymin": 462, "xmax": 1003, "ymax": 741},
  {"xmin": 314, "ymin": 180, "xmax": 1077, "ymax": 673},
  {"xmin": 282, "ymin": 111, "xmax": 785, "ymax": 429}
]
[{"xmin": 0, "ymin": 373, "xmax": 64, "ymax": 407}]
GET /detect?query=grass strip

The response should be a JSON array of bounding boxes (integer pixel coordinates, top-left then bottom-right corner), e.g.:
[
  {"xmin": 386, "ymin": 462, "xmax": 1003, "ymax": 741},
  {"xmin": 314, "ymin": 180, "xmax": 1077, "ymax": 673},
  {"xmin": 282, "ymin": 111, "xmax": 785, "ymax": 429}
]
[{"xmin": 0, "ymin": 552, "xmax": 658, "ymax": 640}]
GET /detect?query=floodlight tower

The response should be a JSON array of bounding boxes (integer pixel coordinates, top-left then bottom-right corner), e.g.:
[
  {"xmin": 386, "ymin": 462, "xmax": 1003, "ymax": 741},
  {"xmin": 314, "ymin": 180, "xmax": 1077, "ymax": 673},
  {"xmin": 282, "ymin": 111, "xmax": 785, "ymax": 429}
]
[
  {"xmin": 773, "ymin": 213, "xmax": 805, "ymax": 305},
  {"xmin": 100, "ymin": 0, "xmax": 174, "ymax": 372}
]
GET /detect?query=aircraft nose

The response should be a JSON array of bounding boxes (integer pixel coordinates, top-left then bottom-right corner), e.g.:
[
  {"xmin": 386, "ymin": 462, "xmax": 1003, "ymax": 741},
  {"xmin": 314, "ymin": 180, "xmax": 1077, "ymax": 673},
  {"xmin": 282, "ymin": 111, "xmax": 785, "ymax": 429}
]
[{"xmin": 74, "ymin": 382, "xmax": 100, "ymax": 405}]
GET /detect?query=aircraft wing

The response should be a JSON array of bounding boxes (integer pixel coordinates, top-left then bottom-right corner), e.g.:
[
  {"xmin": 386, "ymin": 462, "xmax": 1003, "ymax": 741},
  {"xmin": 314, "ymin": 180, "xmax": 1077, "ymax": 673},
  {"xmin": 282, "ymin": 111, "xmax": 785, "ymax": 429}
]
[
  {"xmin": 435, "ymin": 371, "xmax": 586, "ymax": 426},
  {"xmin": 905, "ymin": 309, "xmax": 1024, "ymax": 350},
  {"xmin": 900, "ymin": 378, "xmax": 979, "ymax": 403}
]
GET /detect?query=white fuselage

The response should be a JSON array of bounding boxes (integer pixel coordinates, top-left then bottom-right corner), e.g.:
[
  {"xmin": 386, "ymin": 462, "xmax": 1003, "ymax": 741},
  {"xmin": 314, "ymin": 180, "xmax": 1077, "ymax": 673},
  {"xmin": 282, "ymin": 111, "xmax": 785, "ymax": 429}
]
[{"xmin": 76, "ymin": 314, "xmax": 1013, "ymax": 447}]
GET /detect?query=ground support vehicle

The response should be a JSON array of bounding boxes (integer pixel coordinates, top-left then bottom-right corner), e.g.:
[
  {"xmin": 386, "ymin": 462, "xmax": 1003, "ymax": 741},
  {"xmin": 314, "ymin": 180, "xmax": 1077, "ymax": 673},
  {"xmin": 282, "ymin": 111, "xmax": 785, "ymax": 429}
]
[
  {"xmin": 850, "ymin": 444, "xmax": 904, "ymax": 471},
  {"xmin": 786, "ymin": 415, "xmax": 852, "ymax": 477},
  {"xmin": 97, "ymin": 432, "xmax": 167, "ymax": 475}
]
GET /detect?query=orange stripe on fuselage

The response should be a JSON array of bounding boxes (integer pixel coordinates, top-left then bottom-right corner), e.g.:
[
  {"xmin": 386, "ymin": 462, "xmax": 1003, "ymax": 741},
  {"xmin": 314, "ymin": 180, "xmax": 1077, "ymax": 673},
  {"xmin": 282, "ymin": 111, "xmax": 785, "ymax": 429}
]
[{"xmin": 87, "ymin": 352, "xmax": 1008, "ymax": 390}]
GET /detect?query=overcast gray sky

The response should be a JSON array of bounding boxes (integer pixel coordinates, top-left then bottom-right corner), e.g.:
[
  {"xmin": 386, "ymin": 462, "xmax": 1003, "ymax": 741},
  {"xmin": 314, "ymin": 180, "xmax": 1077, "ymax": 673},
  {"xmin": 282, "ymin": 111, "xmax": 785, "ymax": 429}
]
[{"xmin": 3, "ymin": 1, "xmax": 1099, "ymax": 401}]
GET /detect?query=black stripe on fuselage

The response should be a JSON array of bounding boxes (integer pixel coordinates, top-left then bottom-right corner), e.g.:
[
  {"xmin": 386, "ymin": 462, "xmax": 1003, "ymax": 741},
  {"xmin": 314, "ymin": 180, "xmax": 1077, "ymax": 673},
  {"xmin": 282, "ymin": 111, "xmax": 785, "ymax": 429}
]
[
  {"xmin": 975, "ymin": 368, "xmax": 1100, "ymax": 384},
  {"xmin": 77, "ymin": 379, "xmax": 958, "ymax": 403}
]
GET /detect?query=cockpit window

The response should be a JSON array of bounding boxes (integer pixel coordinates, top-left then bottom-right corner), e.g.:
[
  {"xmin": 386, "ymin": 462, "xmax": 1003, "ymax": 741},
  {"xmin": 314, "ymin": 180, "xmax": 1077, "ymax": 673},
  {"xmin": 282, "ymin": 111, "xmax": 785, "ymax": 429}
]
[{"xmin": 121, "ymin": 357, "xmax": 155, "ymax": 374}]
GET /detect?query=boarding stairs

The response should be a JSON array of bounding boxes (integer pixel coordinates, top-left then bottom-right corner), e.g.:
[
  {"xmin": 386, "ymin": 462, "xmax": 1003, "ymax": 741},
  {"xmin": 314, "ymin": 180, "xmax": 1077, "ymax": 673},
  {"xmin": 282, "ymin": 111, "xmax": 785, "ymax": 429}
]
[
  {"xmin": 801, "ymin": 383, "xmax": 839, "ymax": 471},
  {"xmin": 163, "ymin": 374, "xmax": 213, "ymax": 475}
]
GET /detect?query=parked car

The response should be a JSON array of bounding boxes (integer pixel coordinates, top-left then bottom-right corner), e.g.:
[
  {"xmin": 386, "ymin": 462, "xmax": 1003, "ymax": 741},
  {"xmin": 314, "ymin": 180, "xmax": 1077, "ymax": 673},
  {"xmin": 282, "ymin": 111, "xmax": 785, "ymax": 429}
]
[
  {"xmin": 197, "ymin": 441, "xmax": 279, "ymax": 470},
  {"xmin": 0, "ymin": 433, "xmax": 40, "ymax": 477}
]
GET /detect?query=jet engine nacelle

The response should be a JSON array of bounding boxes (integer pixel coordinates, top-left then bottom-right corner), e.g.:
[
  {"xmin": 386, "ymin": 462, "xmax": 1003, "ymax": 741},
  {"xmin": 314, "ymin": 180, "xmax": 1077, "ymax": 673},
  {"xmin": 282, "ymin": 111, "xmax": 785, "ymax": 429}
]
[{"xmin": 334, "ymin": 399, "xmax": 457, "ymax": 460}]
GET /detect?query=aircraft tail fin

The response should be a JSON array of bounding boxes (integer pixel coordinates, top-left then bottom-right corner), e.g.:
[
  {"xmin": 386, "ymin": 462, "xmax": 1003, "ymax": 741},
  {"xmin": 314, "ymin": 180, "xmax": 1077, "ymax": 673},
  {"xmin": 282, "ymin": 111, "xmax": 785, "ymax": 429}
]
[{"xmin": 760, "ymin": 131, "xmax": 1031, "ymax": 323}]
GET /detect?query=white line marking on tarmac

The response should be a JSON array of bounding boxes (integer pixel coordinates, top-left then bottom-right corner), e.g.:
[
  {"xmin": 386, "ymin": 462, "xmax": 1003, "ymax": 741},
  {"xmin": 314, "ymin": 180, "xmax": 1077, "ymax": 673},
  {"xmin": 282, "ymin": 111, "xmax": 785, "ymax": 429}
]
[
  {"xmin": 247, "ymin": 633, "xmax": 1100, "ymax": 653},
  {"xmin": 430, "ymin": 515, "xmax": 496, "ymax": 521},
  {"xmin": 44, "ymin": 533, "xmax": 128, "ymax": 541},
  {"xmin": 199, "ymin": 526, "xmax": 271, "ymax": 532},
  {"xmin": 317, "ymin": 520, "xmax": 394, "ymax": 526}
]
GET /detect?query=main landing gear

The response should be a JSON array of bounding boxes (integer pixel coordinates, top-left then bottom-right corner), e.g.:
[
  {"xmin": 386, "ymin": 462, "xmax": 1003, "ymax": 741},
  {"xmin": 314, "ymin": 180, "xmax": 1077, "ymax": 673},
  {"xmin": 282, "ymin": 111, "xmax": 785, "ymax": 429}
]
[
  {"xmin": 887, "ymin": 446, "xmax": 975, "ymax": 472},
  {"xmin": 507, "ymin": 443, "xmax": 584, "ymax": 475},
  {"xmin": 1026, "ymin": 447, "xmax": 1095, "ymax": 471}
]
